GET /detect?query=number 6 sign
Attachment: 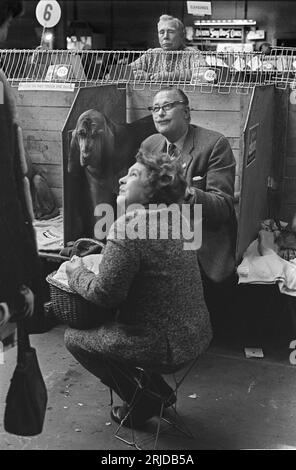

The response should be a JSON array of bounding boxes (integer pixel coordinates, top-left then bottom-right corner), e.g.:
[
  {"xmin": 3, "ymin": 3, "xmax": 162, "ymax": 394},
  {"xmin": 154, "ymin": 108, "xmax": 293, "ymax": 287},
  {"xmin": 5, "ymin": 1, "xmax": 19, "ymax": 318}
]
[{"xmin": 36, "ymin": 0, "xmax": 61, "ymax": 28}]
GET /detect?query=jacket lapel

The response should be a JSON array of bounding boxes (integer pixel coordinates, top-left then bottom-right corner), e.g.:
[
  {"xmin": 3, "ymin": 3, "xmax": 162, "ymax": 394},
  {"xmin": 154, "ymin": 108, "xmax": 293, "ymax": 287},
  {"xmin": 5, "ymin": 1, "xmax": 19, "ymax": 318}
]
[{"xmin": 181, "ymin": 125, "xmax": 194, "ymax": 174}]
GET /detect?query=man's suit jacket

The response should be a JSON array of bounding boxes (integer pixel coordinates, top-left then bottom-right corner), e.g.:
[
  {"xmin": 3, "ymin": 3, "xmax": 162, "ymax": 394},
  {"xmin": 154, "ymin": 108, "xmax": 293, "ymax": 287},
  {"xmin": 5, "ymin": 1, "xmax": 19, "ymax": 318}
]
[{"xmin": 141, "ymin": 124, "xmax": 237, "ymax": 282}]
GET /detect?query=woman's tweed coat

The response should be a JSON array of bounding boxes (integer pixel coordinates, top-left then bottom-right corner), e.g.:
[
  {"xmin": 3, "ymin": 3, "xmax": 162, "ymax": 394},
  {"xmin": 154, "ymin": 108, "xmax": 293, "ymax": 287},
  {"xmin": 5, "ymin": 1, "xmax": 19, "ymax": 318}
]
[{"xmin": 68, "ymin": 207, "xmax": 212, "ymax": 372}]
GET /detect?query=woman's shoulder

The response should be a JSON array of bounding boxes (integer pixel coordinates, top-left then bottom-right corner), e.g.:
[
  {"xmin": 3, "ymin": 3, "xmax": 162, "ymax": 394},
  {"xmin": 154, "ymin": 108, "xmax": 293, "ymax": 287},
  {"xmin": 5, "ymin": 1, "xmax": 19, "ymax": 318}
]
[
  {"xmin": 107, "ymin": 205, "xmax": 189, "ymax": 243},
  {"xmin": 107, "ymin": 206, "xmax": 176, "ymax": 237}
]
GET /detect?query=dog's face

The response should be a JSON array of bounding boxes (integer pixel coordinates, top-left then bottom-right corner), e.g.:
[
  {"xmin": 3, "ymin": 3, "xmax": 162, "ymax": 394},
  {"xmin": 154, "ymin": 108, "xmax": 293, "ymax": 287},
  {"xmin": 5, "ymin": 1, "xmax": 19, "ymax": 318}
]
[{"xmin": 74, "ymin": 110, "xmax": 114, "ymax": 168}]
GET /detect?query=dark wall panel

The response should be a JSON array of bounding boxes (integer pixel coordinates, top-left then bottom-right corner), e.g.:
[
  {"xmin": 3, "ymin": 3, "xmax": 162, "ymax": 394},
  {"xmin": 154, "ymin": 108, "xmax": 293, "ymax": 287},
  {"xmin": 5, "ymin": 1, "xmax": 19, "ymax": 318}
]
[{"xmin": 3, "ymin": 1, "xmax": 296, "ymax": 50}]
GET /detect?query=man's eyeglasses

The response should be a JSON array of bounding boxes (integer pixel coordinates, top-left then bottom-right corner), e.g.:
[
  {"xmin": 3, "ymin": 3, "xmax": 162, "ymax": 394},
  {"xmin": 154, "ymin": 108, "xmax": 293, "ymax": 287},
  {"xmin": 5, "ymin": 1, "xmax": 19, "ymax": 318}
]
[{"xmin": 147, "ymin": 100, "xmax": 185, "ymax": 114}]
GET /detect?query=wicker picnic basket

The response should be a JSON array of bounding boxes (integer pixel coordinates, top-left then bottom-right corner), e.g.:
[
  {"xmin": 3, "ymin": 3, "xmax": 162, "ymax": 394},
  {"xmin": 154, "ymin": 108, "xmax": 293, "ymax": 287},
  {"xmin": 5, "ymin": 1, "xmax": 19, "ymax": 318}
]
[{"xmin": 46, "ymin": 271, "xmax": 109, "ymax": 330}]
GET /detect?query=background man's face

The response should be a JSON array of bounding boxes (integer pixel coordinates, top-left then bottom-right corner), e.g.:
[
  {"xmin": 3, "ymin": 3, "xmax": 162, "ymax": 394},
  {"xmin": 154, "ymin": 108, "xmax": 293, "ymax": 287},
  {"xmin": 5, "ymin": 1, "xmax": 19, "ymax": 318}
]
[
  {"xmin": 158, "ymin": 20, "xmax": 183, "ymax": 50},
  {"xmin": 152, "ymin": 90, "xmax": 189, "ymax": 141}
]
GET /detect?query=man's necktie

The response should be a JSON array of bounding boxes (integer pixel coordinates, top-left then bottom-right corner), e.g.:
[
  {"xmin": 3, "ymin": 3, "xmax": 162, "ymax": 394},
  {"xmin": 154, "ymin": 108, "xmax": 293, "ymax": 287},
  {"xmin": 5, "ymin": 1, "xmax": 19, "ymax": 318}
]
[{"xmin": 167, "ymin": 143, "xmax": 177, "ymax": 159}]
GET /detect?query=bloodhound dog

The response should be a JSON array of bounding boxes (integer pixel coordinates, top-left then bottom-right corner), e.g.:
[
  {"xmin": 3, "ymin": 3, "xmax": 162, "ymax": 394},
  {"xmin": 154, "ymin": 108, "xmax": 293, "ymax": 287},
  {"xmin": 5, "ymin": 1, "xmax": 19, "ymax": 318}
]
[{"xmin": 67, "ymin": 109, "xmax": 156, "ymax": 240}]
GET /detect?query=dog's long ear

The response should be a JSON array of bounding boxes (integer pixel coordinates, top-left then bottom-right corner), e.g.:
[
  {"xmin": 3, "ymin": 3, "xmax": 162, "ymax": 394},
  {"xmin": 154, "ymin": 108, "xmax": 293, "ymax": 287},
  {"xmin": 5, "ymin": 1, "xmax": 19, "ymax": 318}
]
[
  {"xmin": 102, "ymin": 115, "xmax": 115, "ymax": 165},
  {"xmin": 68, "ymin": 129, "xmax": 80, "ymax": 173}
]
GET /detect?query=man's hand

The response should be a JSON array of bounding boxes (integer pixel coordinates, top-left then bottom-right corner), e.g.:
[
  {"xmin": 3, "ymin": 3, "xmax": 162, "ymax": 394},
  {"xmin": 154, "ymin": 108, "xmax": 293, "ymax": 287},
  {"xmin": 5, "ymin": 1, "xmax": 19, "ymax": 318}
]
[
  {"xmin": 132, "ymin": 70, "xmax": 149, "ymax": 80},
  {"xmin": 150, "ymin": 71, "xmax": 171, "ymax": 81},
  {"xmin": 150, "ymin": 71, "xmax": 190, "ymax": 81},
  {"xmin": 65, "ymin": 256, "xmax": 83, "ymax": 278},
  {"xmin": 184, "ymin": 185, "xmax": 195, "ymax": 202}
]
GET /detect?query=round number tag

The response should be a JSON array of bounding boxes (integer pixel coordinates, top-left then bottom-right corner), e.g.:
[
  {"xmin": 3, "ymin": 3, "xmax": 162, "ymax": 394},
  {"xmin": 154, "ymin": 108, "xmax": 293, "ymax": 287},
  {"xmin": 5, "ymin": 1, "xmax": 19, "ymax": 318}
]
[
  {"xmin": 263, "ymin": 62, "xmax": 273, "ymax": 70},
  {"xmin": 204, "ymin": 69, "xmax": 217, "ymax": 82},
  {"xmin": 56, "ymin": 66, "xmax": 69, "ymax": 78},
  {"xmin": 36, "ymin": 0, "xmax": 61, "ymax": 28}
]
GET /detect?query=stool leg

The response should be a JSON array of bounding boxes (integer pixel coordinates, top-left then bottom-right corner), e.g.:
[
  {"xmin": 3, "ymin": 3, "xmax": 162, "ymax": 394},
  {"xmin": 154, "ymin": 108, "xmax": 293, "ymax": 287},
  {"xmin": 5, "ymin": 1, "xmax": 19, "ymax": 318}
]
[
  {"xmin": 114, "ymin": 394, "xmax": 144, "ymax": 449},
  {"xmin": 153, "ymin": 402, "xmax": 165, "ymax": 450},
  {"xmin": 113, "ymin": 360, "xmax": 199, "ymax": 449}
]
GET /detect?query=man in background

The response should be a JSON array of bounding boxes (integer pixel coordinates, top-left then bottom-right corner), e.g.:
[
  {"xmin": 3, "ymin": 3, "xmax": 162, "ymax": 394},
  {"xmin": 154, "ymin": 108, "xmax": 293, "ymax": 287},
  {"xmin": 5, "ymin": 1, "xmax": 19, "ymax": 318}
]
[{"xmin": 130, "ymin": 14, "xmax": 204, "ymax": 81}]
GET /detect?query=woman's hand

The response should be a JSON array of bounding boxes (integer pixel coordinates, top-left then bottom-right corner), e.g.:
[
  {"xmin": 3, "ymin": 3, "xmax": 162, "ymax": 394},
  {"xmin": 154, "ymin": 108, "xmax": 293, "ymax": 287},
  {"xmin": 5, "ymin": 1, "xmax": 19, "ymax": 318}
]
[{"xmin": 65, "ymin": 256, "xmax": 83, "ymax": 278}]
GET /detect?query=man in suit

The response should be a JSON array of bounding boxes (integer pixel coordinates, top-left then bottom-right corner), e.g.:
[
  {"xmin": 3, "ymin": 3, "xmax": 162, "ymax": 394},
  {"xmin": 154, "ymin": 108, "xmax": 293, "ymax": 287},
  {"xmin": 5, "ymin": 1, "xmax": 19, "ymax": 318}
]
[{"xmin": 141, "ymin": 88, "xmax": 238, "ymax": 339}]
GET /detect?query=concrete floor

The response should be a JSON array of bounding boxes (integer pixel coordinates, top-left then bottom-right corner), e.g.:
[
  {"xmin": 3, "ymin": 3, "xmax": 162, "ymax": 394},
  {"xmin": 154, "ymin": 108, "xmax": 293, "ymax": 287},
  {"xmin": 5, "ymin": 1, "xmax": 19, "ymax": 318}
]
[{"xmin": 1, "ymin": 325, "xmax": 296, "ymax": 450}]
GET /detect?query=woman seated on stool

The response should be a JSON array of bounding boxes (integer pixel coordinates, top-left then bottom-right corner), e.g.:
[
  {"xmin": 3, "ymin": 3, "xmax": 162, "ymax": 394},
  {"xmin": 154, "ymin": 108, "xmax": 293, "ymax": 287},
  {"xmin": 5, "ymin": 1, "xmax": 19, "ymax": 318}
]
[{"xmin": 64, "ymin": 150, "xmax": 212, "ymax": 427}]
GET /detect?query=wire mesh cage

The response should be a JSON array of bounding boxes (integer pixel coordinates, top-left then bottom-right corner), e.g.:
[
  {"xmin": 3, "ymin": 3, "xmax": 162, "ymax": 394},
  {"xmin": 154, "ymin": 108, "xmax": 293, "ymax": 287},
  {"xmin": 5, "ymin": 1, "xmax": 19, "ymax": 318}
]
[
  {"xmin": 267, "ymin": 46, "xmax": 296, "ymax": 89},
  {"xmin": 0, "ymin": 47, "xmax": 295, "ymax": 93}
]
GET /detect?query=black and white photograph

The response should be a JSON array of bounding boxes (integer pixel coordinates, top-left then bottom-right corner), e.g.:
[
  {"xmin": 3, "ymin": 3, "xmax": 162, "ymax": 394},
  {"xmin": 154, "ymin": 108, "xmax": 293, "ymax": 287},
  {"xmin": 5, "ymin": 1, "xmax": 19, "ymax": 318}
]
[{"xmin": 0, "ymin": 0, "xmax": 296, "ymax": 453}]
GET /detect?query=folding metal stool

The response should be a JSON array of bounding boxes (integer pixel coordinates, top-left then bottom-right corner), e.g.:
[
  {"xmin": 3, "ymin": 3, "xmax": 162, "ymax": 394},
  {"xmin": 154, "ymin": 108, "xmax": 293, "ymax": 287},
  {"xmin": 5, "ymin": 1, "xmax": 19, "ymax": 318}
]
[{"xmin": 113, "ymin": 357, "xmax": 199, "ymax": 450}]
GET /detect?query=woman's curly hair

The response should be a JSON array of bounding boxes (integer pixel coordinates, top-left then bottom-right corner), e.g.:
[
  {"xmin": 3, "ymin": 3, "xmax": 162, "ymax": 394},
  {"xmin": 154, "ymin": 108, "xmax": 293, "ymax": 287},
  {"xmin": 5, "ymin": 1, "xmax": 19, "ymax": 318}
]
[{"xmin": 136, "ymin": 149, "xmax": 187, "ymax": 205}]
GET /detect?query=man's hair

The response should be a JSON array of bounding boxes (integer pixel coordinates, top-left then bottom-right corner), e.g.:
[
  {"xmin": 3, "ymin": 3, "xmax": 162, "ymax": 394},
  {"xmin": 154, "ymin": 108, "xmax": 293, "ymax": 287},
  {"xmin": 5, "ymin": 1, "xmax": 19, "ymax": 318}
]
[
  {"xmin": 158, "ymin": 14, "xmax": 185, "ymax": 38},
  {"xmin": 173, "ymin": 88, "xmax": 189, "ymax": 106},
  {"xmin": 259, "ymin": 42, "xmax": 271, "ymax": 53},
  {"xmin": 136, "ymin": 149, "xmax": 187, "ymax": 205},
  {"xmin": 154, "ymin": 87, "xmax": 189, "ymax": 105},
  {"xmin": 0, "ymin": 1, "xmax": 23, "ymax": 27}
]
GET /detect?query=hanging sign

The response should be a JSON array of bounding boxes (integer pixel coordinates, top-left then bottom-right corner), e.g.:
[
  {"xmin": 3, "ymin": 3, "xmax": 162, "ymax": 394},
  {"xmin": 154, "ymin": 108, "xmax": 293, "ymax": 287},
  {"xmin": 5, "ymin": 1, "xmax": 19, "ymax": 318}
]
[
  {"xmin": 195, "ymin": 27, "xmax": 243, "ymax": 40},
  {"xmin": 18, "ymin": 82, "xmax": 75, "ymax": 92},
  {"xmin": 187, "ymin": 2, "xmax": 212, "ymax": 16},
  {"xmin": 247, "ymin": 30, "xmax": 265, "ymax": 40},
  {"xmin": 36, "ymin": 0, "xmax": 61, "ymax": 28}
]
